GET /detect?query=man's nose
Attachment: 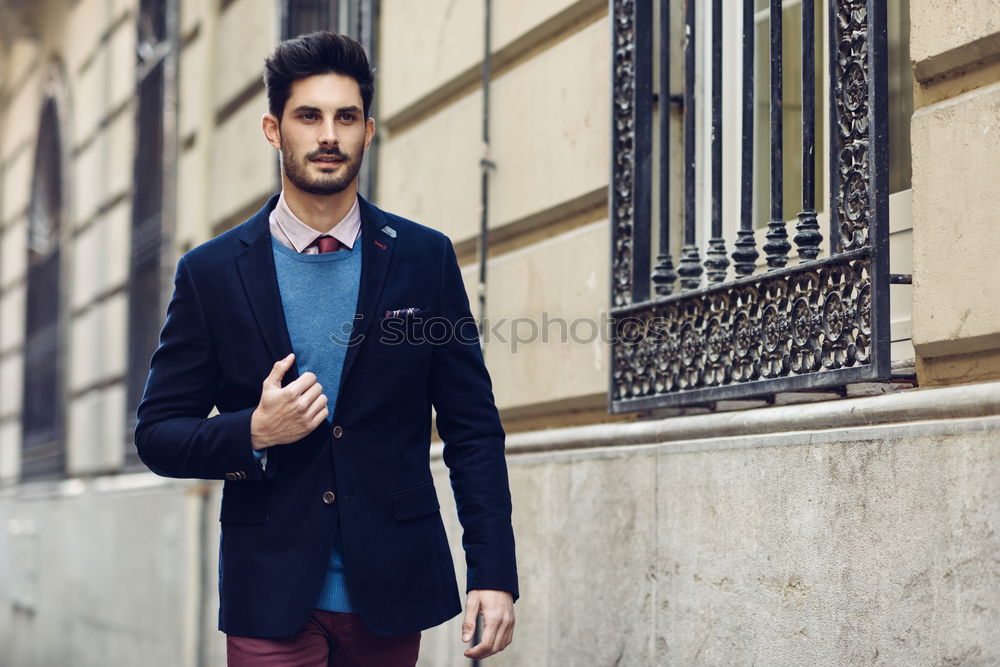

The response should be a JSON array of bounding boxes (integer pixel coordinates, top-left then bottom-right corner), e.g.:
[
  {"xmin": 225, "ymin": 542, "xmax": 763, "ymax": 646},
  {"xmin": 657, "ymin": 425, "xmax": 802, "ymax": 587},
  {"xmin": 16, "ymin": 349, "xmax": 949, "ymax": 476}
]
[{"xmin": 317, "ymin": 118, "xmax": 338, "ymax": 145}]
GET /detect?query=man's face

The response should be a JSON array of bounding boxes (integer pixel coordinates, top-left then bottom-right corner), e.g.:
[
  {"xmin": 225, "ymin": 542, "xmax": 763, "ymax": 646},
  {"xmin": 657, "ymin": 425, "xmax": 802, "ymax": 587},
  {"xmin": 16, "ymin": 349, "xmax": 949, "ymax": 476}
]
[{"xmin": 264, "ymin": 73, "xmax": 375, "ymax": 196}]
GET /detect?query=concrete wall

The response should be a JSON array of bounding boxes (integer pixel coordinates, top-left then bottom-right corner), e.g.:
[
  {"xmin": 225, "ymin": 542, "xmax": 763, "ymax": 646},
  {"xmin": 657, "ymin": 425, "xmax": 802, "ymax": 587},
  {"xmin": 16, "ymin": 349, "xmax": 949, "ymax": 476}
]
[
  {"xmin": 0, "ymin": 478, "xmax": 212, "ymax": 667},
  {"xmin": 418, "ymin": 383, "xmax": 1000, "ymax": 666}
]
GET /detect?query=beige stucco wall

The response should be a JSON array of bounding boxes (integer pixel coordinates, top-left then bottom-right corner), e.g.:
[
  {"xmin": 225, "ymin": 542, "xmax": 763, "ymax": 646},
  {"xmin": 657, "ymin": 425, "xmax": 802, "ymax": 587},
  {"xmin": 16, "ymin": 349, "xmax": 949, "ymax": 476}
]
[
  {"xmin": 0, "ymin": 0, "xmax": 136, "ymax": 485},
  {"xmin": 377, "ymin": 0, "xmax": 610, "ymax": 419},
  {"xmin": 488, "ymin": 16, "xmax": 608, "ymax": 230},
  {"xmin": 180, "ymin": 0, "xmax": 279, "ymax": 243},
  {"xmin": 378, "ymin": 90, "xmax": 484, "ymax": 242},
  {"xmin": 910, "ymin": 0, "xmax": 1000, "ymax": 81},
  {"xmin": 484, "ymin": 220, "xmax": 608, "ymax": 411},
  {"xmin": 378, "ymin": 0, "xmax": 483, "ymax": 119},
  {"xmin": 911, "ymin": 7, "xmax": 1000, "ymax": 386}
]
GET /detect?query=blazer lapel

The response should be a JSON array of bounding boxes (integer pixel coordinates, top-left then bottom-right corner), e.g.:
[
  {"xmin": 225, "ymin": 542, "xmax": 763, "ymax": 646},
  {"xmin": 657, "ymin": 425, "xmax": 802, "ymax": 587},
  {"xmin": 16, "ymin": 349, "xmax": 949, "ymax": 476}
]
[
  {"xmin": 235, "ymin": 195, "xmax": 300, "ymax": 382},
  {"xmin": 339, "ymin": 196, "xmax": 395, "ymax": 391}
]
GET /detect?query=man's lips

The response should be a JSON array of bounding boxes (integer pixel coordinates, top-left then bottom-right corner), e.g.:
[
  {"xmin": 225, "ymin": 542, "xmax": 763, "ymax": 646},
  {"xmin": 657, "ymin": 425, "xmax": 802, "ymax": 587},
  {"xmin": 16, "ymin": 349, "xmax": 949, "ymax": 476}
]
[{"xmin": 311, "ymin": 151, "xmax": 346, "ymax": 161}]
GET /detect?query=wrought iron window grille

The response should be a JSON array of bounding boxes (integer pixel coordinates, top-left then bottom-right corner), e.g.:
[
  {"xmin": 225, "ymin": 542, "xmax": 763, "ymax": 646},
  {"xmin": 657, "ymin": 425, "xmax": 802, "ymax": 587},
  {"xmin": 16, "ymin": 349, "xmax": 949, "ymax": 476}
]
[{"xmin": 609, "ymin": 0, "xmax": 894, "ymax": 413}]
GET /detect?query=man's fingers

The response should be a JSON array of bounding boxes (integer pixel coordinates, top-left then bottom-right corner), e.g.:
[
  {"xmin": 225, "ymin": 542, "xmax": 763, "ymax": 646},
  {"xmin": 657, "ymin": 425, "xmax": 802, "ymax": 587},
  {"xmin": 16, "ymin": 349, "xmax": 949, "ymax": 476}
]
[
  {"xmin": 264, "ymin": 353, "xmax": 295, "ymax": 386},
  {"xmin": 461, "ymin": 597, "xmax": 480, "ymax": 643},
  {"xmin": 494, "ymin": 614, "xmax": 514, "ymax": 653},
  {"xmin": 298, "ymin": 381, "xmax": 324, "ymax": 408},
  {"xmin": 284, "ymin": 370, "xmax": 318, "ymax": 395},
  {"xmin": 307, "ymin": 406, "xmax": 329, "ymax": 430},
  {"xmin": 465, "ymin": 611, "xmax": 500, "ymax": 659},
  {"xmin": 306, "ymin": 393, "xmax": 328, "ymax": 420}
]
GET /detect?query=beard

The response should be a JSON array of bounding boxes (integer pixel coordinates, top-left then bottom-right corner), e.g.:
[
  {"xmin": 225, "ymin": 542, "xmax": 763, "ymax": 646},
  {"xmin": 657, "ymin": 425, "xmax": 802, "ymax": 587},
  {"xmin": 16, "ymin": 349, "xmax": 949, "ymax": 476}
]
[{"xmin": 281, "ymin": 138, "xmax": 365, "ymax": 196}]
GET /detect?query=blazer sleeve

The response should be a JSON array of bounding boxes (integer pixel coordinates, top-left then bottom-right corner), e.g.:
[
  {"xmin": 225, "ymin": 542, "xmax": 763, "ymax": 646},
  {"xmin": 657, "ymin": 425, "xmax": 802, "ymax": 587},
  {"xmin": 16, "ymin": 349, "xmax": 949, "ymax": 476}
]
[
  {"xmin": 429, "ymin": 240, "xmax": 519, "ymax": 600},
  {"xmin": 134, "ymin": 255, "xmax": 265, "ymax": 481}
]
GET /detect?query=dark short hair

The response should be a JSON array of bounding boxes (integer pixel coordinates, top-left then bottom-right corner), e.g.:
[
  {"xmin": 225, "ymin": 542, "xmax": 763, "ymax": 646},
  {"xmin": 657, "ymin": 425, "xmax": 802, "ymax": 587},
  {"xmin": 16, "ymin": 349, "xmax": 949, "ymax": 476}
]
[{"xmin": 263, "ymin": 31, "xmax": 375, "ymax": 120}]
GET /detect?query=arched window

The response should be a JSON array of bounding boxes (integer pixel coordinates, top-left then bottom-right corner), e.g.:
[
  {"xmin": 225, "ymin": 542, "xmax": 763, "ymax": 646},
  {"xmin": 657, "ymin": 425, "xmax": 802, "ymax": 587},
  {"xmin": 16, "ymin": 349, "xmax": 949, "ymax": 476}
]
[
  {"xmin": 126, "ymin": 0, "xmax": 175, "ymax": 465},
  {"xmin": 21, "ymin": 97, "xmax": 66, "ymax": 480}
]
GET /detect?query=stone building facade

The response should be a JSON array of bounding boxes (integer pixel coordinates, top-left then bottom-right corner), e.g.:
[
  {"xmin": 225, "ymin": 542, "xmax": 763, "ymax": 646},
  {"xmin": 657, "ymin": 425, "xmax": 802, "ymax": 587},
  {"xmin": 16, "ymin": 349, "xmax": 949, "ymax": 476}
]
[{"xmin": 0, "ymin": 0, "xmax": 998, "ymax": 665}]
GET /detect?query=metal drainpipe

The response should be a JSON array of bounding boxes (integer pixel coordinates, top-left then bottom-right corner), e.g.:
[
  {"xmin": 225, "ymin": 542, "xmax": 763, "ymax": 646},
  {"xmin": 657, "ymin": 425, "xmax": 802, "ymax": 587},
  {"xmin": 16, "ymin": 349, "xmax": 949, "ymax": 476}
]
[
  {"xmin": 194, "ymin": 483, "xmax": 211, "ymax": 667},
  {"xmin": 473, "ymin": 9, "xmax": 492, "ymax": 662},
  {"xmin": 472, "ymin": 3, "xmax": 493, "ymax": 664},
  {"xmin": 477, "ymin": 0, "xmax": 494, "ymax": 341}
]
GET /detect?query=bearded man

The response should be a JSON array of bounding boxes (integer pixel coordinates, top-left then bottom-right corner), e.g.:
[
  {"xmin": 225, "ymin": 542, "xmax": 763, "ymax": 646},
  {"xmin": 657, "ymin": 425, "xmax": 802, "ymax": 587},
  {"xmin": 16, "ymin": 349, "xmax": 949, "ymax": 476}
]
[{"xmin": 135, "ymin": 31, "xmax": 517, "ymax": 666}]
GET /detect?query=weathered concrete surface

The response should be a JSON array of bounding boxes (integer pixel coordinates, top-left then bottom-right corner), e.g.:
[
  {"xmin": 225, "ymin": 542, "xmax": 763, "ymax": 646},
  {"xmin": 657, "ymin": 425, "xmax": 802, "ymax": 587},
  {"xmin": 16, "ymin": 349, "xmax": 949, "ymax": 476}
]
[
  {"xmin": 0, "ymin": 478, "xmax": 208, "ymax": 667},
  {"xmin": 653, "ymin": 432, "xmax": 999, "ymax": 665},
  {"xmin": 416, "ymin": 423, "xmax": 1000, "ymax": 667}
]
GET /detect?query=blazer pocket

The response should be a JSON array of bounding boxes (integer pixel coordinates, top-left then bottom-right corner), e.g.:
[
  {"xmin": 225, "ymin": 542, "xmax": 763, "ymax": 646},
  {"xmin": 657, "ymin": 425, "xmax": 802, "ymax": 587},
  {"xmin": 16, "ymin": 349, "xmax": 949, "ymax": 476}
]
[
  {"xmin": 219, "ymin": 482, "xmax": 269, "ymax": 525},
  {"xmin": 393, "ymin": 482, "xmax": 440, "ymax": 521}
]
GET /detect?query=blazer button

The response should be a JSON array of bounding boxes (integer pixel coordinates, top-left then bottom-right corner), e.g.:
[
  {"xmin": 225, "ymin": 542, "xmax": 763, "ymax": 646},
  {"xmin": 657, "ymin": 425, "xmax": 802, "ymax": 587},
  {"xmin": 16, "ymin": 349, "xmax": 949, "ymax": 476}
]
[
  {"xmin": 322, "ymin": 491, "xmax": 336, "ymax": 504},
  {"xmin": 332, "ymin": 425, "xmax": 344, "ymax": 439}
]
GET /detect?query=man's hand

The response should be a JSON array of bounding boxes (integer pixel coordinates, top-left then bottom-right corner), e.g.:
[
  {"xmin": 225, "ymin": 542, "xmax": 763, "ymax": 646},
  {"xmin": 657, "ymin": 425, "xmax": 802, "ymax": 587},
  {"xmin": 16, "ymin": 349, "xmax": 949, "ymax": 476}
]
[
  {"xmin": 462, "ymin": 589, "xmax": 515, "ymax": 660},
  {"xmin": 250, "ymin": 353, "xmax": 328, "ymax": 449}
]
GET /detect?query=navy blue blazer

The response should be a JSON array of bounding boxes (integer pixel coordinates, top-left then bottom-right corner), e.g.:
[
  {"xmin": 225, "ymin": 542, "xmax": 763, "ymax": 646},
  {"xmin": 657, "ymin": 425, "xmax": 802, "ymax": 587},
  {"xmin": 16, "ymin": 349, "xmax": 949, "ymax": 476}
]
[{"xmin": 135, "ymin": 195, "xmax": 518, "ymax": 638}]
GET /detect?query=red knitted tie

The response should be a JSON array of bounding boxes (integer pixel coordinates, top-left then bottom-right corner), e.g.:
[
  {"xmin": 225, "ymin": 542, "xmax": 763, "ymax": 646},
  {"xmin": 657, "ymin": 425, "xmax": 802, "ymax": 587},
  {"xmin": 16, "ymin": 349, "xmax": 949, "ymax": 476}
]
[{"xmin": 314, "ymin": 235, "xmax": 343, "ymax": 253}]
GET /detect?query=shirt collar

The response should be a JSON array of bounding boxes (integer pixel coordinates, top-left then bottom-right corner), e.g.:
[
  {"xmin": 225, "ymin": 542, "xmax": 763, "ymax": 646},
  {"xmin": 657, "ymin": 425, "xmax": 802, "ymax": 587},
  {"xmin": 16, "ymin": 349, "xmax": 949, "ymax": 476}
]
[{"xmin": 270, "ymin": 192, "xmax": 361, "ymax": 253}]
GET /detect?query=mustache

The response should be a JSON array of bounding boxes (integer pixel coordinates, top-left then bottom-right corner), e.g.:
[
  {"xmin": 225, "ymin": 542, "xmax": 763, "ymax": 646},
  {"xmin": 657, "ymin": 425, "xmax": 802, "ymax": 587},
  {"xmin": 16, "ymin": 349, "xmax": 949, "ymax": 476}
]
[{"xmin": 306, "ymin": 147, "xmax": 350, "ymax": 161}]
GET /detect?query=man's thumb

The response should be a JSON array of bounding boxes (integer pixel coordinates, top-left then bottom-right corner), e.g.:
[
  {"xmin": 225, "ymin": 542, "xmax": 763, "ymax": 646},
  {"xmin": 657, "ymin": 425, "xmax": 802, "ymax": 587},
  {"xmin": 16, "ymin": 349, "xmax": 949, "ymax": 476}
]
[
  {"xmin": 461, "ymin": 597, "xmax": 479, "ymax": 643},
  {"xmin": 265, "ymin": 353, "xmax": 295, "ymax": 386}
]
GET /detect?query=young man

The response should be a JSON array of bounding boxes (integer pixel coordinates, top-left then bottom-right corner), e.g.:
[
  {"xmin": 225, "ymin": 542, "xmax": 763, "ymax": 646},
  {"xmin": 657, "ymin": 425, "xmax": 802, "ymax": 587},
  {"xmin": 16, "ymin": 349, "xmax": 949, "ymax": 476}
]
[{"xmin": 135, "ymin": 32, "xmax": 517, "ymax": 666}]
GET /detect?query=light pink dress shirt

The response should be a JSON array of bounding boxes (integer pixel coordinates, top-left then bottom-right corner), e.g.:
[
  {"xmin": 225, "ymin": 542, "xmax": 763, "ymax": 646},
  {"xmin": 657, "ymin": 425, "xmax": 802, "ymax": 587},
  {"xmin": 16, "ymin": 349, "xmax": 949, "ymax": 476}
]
[{"xmin": 268, "ymin": 192, "xmax": 362, "ymax": 252}]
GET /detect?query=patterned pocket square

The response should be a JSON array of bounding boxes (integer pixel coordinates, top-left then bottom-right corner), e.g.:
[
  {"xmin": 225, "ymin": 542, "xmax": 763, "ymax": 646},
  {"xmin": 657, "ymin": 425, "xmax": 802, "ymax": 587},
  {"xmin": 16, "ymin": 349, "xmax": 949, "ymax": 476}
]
[{"xmin": 384, "ymin": 307, "xmax": 428, "ymax": 318}]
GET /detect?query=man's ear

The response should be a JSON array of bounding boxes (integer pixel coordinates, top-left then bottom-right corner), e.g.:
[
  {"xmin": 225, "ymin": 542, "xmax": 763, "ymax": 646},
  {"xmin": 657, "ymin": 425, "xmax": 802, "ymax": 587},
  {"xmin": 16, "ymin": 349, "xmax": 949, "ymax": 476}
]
[
  {"xmin": 364, "ymin": 117, "xmax": 375, "ymax": 151},
  {"xmin": 262, "ymin": 113, "xmax": 282, "ymax": 150}
]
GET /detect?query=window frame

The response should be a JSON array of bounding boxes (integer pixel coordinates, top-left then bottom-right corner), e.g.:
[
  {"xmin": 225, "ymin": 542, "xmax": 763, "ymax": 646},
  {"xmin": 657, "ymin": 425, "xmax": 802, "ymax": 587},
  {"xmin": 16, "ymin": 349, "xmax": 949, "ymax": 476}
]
[{"xmin": 21, "ymin": 95, "xmax": 68, "ymax": 481}]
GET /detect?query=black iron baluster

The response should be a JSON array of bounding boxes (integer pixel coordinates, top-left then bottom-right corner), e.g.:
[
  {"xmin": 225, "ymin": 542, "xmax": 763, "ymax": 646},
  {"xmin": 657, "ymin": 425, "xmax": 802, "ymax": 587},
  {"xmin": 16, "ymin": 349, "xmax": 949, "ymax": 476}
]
[
  {"xmin": 763, "ymin": 0, "xmax": 791, "ymax": 268},
  {"xmin": 652, "ymin": 0, "xmax": 677, "ymax": 295},
  {"xmin": 632, "ymin": 0, "xmax": 654, "ymax": 302},
  {"xmin": 678, "ymin": 0, "xmax": 703, "ymax": 290},
  {"xmin": 732, "ymin": 0, "xmax": 759, "ymax": 275},
  {"xmin": 704, "ymin": 0, "xmax": 729, "ymax": 283},
  {"xmin": 794, "ymin": 0, "xmax": 821, "ymax": 259}
]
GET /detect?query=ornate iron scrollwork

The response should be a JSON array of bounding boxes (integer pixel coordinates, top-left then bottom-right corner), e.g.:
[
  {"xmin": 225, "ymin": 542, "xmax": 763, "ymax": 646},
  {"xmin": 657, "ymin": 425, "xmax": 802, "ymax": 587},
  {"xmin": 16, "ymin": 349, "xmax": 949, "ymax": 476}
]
[
  {"xmin": 609, "ymin": 0, "xmax": 890, "ymax": 412},
  {"xmin": 611, "ymin": 0, "xmax": 638, "ymax": 308}
]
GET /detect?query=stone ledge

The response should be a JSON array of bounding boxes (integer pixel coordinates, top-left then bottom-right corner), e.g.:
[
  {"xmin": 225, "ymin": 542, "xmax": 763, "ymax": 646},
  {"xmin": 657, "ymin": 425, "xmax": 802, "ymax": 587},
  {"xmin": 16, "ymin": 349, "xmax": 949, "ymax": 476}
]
[
  {"xmin": 487, "ymin": 380, "xmax": 1000, "ymax": 456},
  {"xmin": 0, "ymin": 471, "xmax": 210, "ymax": 501},
  {"xmin": 913, "ymin": 31, "xmax": 1000, "ymax": 84}
]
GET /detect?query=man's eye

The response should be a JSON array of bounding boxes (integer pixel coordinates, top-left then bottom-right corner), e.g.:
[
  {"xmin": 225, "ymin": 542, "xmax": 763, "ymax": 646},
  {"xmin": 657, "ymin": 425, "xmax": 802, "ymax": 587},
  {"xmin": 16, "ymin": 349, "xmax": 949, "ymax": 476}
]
[
  {"xmin": 339, "ymin": 114, "xmax": 356, "ymax": 122},
  {"xmin": 301, "ymin": 113, "xmax": 317, "ymax": 120}
]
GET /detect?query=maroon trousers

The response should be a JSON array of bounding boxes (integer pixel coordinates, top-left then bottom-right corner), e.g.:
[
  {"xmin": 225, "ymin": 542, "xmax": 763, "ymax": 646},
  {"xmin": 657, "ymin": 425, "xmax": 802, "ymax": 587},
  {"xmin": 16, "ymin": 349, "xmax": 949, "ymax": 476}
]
[{"xmin": 226, "ymin": 610, "xmax": 420, "ymax": 667}]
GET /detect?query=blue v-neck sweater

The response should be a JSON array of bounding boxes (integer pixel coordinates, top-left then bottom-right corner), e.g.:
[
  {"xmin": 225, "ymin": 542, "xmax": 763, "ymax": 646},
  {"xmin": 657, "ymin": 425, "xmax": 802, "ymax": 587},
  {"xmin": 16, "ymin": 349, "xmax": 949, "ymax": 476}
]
[{"xmin": 271, "ymin": 235, "xmax": 362, "ymax": 612}]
